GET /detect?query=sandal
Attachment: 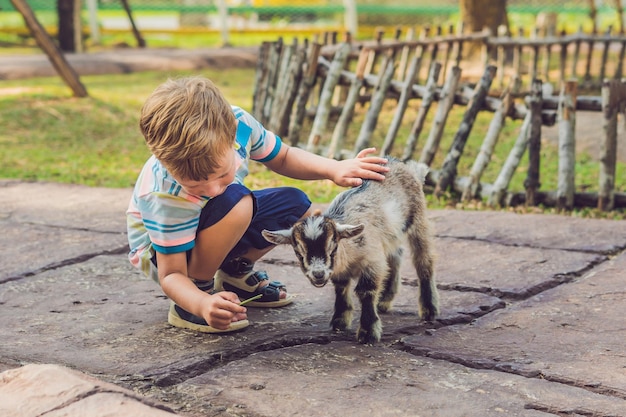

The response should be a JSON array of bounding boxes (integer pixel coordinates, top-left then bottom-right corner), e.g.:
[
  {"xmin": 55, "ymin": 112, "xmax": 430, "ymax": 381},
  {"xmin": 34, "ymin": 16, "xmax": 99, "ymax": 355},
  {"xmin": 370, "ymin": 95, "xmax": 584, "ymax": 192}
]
[
  {"xmin": 214, "ymin": 257, "xmax": 294, "ymax": 308},
  {"xmin": 167, "ymin": 302, "xmax": 249, "ymax": 333}
]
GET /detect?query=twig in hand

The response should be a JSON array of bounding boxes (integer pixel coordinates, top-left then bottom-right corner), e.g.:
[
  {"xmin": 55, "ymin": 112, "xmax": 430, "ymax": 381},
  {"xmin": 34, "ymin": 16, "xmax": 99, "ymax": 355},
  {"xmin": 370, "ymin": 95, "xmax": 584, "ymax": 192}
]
[{"xmin": 239, "ymin": 294, "xmax": 263, "ymax": 306}]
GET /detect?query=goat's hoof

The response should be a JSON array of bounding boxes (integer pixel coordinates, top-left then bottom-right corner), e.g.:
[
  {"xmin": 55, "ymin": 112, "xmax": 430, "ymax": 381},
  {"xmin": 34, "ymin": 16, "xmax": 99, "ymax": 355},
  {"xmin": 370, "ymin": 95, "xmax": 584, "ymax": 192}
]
[
  {"xmin": 356, "ymin": 329, "xmax": 381, "ymax": 345},
  {"xmin": 423, "ymin": 310, "xmax": 437, "ymax": 322},
  {"xmin": 377, "ymin": 301, "xmax": 392, "ymax": 313},
  {"xmin": 331, "ymin": 319, "xmax": 350, "ymax": 332}
]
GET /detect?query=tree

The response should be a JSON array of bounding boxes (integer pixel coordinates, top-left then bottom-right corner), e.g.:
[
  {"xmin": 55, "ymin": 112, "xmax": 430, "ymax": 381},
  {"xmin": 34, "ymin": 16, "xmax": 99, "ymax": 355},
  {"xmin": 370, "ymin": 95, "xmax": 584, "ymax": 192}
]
[
  {"xmin": 10, "ymin": 0, "xmax": 88, "ymax": 97},
  {"xmin": 57, "ymin": 0, "xmax": 79, "ymax": 52},
  {"xmin": 460, "ymin": 0, "xmax": 509, "ymax": 59},
  {"xmin": 460, "ymin": 0, "xmax": 509, "ymax": 35}
]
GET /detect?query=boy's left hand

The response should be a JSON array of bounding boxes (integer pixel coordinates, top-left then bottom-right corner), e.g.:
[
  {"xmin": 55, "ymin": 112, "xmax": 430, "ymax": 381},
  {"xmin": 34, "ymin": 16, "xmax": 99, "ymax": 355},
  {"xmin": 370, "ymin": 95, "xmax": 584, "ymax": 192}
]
[{"xmin": 332, "ymin": 147, "xmax": 389, "ymax": 187}]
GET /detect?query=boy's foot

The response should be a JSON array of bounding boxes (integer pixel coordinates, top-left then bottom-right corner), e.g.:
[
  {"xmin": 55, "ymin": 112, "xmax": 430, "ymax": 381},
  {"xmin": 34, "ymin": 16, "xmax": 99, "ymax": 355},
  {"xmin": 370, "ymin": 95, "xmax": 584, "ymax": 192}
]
[
  {"xmin": 167, "ymin": 302, "xmax": 250, "ymax": 333},
  {"xmin": 214, "ymin": 257, "xmax": 294, "ymax": 308}
]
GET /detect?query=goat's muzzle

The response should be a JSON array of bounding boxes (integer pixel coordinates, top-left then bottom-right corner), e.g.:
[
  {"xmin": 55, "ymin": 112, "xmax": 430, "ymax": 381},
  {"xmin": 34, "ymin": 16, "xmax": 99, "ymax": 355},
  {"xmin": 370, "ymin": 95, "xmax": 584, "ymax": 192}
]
[{"xmin": 307, "ymin": 270, "xmax": 329, "ymax": 288}]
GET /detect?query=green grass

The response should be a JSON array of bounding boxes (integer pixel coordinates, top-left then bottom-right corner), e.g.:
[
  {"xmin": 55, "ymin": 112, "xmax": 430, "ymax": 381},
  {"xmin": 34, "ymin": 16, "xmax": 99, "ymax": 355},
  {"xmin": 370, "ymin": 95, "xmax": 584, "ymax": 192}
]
[{"xmin": 0, "ymin": 69, "xmax": 253, "ymax": 187}]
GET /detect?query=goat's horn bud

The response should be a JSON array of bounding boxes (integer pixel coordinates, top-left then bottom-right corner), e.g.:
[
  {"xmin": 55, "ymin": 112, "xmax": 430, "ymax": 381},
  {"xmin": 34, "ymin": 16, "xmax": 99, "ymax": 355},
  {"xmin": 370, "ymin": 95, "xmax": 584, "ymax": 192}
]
[{"xmin": 312, "ymin": 209, "xmax": 322, "ymax": 216}]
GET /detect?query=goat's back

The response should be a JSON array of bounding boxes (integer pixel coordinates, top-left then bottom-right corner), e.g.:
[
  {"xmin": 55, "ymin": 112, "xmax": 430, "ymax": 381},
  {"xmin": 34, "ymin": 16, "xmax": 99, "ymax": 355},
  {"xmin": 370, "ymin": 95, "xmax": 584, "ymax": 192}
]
[{"xmin": 325, "ymin": 158, "xmax": 428, "ymax": 233}]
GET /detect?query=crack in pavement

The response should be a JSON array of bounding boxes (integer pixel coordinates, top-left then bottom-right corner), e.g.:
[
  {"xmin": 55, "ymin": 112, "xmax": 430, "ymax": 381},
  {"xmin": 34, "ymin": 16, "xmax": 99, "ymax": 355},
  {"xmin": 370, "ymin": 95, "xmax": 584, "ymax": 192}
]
[{"xmin": 0, "ymin": 244, "xmax": 129, "ymax": 285}]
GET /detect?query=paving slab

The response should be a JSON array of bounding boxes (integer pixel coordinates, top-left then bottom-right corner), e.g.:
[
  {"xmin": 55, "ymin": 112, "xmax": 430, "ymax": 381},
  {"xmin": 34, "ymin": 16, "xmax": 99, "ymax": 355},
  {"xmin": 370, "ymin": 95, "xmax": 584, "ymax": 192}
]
[
  {"xmin": 402, "ymin": 251, "xmax": 626, "ymax": 410},
  {"xmin": 0, "ymin": 180, "xmax": 131, "ymax": 283},
  {"xmin": 431, "ymin": 209, "xmax": 625, "ymax": 253},
  {"xmin": 0, "ymin": 180, "xmax": 131, "ymax": 232},
  {"xmin": 1, "ymin": 181, "xmax": 625, "ymax": 416},
  {"xmin": 177, "ymin": 342, "xmax": 626, "ymax": 417},
  {"xmin": 0, "ymin": 364, "xmax": 177, "ymax": 417}
]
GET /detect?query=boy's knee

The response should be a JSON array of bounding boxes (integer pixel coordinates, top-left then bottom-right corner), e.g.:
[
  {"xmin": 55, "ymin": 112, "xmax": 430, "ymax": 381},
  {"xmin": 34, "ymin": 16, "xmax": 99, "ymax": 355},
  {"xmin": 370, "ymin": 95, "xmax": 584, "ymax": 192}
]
[
  {"xmin": 283, "ymin": 187, "xmax": 311, "ymax": 215},
  {"xmin": 233, "ymin": 194, "xmax": 254, "ymax": 218}
]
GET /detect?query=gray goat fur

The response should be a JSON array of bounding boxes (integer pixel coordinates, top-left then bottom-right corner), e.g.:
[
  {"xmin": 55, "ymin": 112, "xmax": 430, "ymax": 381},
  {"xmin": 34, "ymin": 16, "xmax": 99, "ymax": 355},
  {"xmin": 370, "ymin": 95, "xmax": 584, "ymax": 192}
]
[{"xmin": 262, "ymin": 157, "xmax": 439, "ymax": 344}]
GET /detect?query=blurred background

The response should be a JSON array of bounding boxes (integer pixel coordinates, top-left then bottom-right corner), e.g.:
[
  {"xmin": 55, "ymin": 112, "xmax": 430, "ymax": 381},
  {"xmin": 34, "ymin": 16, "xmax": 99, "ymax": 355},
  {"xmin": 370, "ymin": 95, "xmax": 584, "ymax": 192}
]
[{"xmin": 0, "ymin": 0, "xmax": 623, "ymax": 51}]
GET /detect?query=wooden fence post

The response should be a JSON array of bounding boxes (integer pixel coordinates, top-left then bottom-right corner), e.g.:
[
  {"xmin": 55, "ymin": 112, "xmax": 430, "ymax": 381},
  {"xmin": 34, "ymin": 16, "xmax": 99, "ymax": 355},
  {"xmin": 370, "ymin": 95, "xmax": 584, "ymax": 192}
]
[
  {"xmin": 462, "ymin": 81, "xmax": 517, "ymax": 201},
  {"xmin": 352, "ymin": 53, "xmax": 396, "ymax": 155},
  {"xmin": 306, "ymin": 43, "xmax": 351, "ymax": 153},
  {"xmin": 363, "ymin": 28, "xmax": 384, "ymax": 82},
  {"xmin": 615, "ymin": 38, "xmax": 626, "ymax": 79},
  {"xmin": 252, "ymin": 42, "xmax": 271, "ymax": 120},
  {"xmin": 418, "ymin": 66, "xmax": 462, "ymax": 166},
  {"xmin": 261, "ymin": 39, "xmax": 284, "ymax": 125},
  {"xmin": 441, "ymin": 24, "xmax": 455, "ymax": 84},
  {"xmin": 496, "ymin": 25, "xmax": 508, "ymax": 90},
  {"xmin": 269, "ymin": 40, "xmax": 305, "ymax": 139},
  {"xmin": 513, "ymin": 28, "xmax": 524, "ymax": 82},
  {"xmin": 524, "ymin": 79, "xmax": 543, "ymax": 207},
  {"xmin": 598, "ymin": 79, "xmax": 625, "ymax": 210},
  {"xmin": 380, "ymin": 52, "xmax": 425, "ymax": 156},
  {"xmin": 400, "ymin": 61, "xmax": 441, "ymax": 161},
  {"xmin": 327, "ymin": 49, "xmax": 369, "ymax": 159},
  {"xmin": 396, "ymin": 26, "xmax": 415, "ymax": 81},
  {"xmin": 489, "ymin": 110, "xmax": 532, "ymax": 207},
  {"xmin": 571, "ymin": 26, "xmax": 583, "ymax": 80},
  {"xmin": 435, "ymin": 65, "xmax": 497, "ymax": 197},
  {"xmin": 541, "ymin": 30, "xmax": 553, "ymax": 84},
  {"xmin": 583, "ymin": 28, "xmax": 596, "ymax": 87},
  {"xmin": 556, "ymin": 80, "xmax": 578, "ymax": 211},
  {"xmin": 599, "ymin": 26, "xmax": 613, "ymax": 83},
  {"xmin": 288, "ymin": 42, "xmax": 321, "ymax": 146},
  {"xmin": 559, "ymin": 30, "xmax": 568, "ymax": 88}
]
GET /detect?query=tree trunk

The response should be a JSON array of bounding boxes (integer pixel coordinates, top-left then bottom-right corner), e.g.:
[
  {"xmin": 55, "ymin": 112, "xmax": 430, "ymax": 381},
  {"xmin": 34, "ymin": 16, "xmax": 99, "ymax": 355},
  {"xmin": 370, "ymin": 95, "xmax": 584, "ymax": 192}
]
[
  {"xmin": 460, "ymin": 0, "xmax": 508, "ymax": 34},
  {"xmin": 57, "ymin": 0, "xmax": 75, "ymax": 52},
  {"xmin": 11, "ymin": 0, "xmax": 88, "ymax": 97},
  {"xmin": 459, "ymin": 0, "xmax": 508, "ymax": 58}
]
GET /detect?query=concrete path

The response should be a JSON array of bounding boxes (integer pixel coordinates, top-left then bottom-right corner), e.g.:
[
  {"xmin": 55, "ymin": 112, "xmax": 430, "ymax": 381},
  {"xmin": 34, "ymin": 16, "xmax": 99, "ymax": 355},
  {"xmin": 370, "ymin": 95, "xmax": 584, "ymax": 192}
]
[
  {"xmin": 0, "ymin": 47, "xmax": 258, "ymax": 80},
  {"xmin": 0, "ymin": 179, "xmax": 625, "ymax": 416}
]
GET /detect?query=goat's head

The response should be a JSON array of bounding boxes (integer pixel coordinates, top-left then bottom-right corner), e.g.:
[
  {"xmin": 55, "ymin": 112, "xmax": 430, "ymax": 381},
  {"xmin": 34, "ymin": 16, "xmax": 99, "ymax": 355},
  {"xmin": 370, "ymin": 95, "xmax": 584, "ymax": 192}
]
[{"xmin": 262, "ymin": 214, "xmax": 364, "ymax": 287}]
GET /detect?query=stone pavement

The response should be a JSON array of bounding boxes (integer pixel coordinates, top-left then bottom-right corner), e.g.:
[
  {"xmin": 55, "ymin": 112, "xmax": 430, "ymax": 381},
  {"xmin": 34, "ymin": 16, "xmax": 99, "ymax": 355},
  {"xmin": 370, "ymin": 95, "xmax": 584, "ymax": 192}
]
[{"xmin": 0, "ymin": 179, "xmax": 625, "ymax": 416}]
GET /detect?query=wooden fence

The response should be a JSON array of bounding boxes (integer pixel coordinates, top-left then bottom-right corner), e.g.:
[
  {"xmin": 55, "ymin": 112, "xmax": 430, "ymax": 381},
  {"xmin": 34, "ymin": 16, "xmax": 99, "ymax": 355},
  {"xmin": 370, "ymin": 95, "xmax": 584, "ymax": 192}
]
[{"xmin": 252, "ymin": 27, "xmax": 626, "ymax": 211}]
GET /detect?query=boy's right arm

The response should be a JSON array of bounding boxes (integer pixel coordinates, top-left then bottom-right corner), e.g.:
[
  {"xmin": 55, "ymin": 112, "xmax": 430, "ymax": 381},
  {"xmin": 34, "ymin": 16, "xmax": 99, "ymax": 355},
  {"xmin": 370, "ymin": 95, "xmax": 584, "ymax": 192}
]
[{"xmin": 156, "ymin": 251, "xmax": 247, "ymax": 329}]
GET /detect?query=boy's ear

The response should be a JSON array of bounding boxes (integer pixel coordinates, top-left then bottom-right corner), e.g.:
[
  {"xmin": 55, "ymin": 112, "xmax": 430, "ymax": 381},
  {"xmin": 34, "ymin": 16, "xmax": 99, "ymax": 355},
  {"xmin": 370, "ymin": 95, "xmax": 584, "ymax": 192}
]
[{"xmin": 262, "ymin": 229, "xmax": 293, "ymax": 245}]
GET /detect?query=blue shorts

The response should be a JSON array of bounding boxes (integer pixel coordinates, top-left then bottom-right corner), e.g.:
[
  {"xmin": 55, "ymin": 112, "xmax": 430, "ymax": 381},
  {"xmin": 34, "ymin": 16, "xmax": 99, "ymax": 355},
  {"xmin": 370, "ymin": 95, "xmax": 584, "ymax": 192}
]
[{"xmin": 197, "ymin": 183, "xmax": 311, "ymax": 261}]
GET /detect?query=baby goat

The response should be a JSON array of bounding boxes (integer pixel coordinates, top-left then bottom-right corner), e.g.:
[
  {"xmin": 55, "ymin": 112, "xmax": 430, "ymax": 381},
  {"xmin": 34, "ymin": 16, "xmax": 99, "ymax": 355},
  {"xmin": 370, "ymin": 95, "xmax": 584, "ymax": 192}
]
[{"xmin": 262, "ymin": 158, "xmax": 439, "ymax": 344}]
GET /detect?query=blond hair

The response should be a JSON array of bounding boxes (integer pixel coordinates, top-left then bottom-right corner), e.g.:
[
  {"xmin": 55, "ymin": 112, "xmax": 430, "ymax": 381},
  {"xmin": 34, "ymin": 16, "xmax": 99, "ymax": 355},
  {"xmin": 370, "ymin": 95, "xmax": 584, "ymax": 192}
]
[{"xmin": 139, "ymin": 76, "xmax": 237, "ymax": 181}]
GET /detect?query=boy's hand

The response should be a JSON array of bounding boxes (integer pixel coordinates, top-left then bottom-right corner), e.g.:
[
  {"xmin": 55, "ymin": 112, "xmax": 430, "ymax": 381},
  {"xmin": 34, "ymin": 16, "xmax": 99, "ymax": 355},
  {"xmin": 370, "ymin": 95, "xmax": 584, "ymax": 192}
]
[
  {"xmin": 200, "ymin": 292, "xmax": 248, "ymax": 330},
  {"xmin": 332, "ymin": 147, "xmax": 389, "ymax": 187}
]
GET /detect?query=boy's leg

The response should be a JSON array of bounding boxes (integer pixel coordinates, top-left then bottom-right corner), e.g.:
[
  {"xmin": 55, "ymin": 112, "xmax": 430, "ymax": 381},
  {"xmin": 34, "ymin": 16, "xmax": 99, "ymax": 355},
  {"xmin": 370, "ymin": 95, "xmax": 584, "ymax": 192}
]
[
  {"xmin": 213, "ymin": 186, "xmax": 311, "ymax": 307},
  {"xmin": 166, "ymin": 185, "xmax": 254, "ymax": 333},
  {"xmin": 189, "ymin": 184, "xmax": 309, "ymax": 304},
  {"xmin": 187, "ymin": 192, "xmax": 254, "ymax": 282},
  {"xmin": 167, "ymin": 184, "xmax": 309, "ymax": 331}
]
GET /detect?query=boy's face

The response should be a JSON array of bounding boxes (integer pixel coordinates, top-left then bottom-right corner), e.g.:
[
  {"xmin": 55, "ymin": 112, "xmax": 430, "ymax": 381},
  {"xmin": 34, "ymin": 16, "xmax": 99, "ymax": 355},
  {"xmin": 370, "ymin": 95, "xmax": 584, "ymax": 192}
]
[{"xmin": 176, "ymin": 149, "xmax": 237, "ymax": 198}]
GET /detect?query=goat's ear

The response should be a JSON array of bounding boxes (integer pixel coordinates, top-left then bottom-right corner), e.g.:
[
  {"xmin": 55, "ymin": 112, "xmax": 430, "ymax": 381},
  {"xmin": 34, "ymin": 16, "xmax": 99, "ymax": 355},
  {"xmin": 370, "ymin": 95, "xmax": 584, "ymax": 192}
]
[
  {"xmin": 262, "ymin": 229, "xmax": 292, "ymax": 245},
  {"xmin": 335, "ymin": 223, "xmax": 365, "ymax": 239}
]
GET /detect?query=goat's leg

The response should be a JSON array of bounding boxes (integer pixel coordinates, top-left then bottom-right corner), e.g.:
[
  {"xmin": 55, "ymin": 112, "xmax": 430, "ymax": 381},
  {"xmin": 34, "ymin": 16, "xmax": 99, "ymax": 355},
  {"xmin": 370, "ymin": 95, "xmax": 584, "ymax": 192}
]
[
  {"xmin": 408, "ymin": 229, "xmax": 439, "ymax": 321},
  {"xmin": 378, "ymin": 248, "xmax": 402, "ymax": 313},
  {"xmin": 331, "ymin": 279, "xmax": 353, "ymax": 332},
  {"xmin": 354, "ymin": 267, "xmax": 382, "ymax": 344}
]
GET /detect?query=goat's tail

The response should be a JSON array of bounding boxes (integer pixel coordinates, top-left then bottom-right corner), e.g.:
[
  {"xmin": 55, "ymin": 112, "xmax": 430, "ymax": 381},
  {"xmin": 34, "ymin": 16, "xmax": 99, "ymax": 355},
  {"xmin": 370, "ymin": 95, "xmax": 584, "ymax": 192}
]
[{"xmin": 405, "ymin": 160, "xmax": 430, "ymax": 184}]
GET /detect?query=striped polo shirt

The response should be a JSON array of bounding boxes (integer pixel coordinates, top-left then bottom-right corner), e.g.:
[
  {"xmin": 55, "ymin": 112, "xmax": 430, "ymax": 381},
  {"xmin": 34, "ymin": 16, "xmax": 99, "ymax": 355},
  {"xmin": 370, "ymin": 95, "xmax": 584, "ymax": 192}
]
[{"xmin": 126, "ymin": 106, "xmax": 282, "ymax": 281}]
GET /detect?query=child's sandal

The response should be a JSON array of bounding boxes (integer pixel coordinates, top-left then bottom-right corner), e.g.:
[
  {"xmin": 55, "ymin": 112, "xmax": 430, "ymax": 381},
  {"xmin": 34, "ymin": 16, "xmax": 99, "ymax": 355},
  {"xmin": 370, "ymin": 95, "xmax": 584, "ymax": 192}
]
[{"xmin": 214, "ymin": 269, "xmax": 294, "ymax": 308}]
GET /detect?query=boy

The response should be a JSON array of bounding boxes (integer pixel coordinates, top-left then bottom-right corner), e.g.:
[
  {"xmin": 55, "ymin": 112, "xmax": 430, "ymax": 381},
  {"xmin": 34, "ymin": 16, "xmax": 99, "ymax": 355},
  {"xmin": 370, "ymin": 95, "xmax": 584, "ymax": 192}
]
[{"xmin": 127, "ymin": 76, "xmax": 388, "ymax": 333}]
